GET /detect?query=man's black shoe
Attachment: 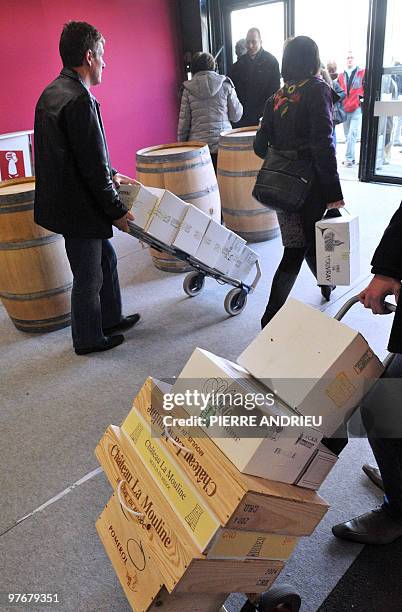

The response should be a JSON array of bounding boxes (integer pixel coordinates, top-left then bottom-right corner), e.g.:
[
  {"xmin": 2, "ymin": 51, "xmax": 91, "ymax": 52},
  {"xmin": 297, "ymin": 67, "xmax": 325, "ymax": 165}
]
[
  {"xmin": 75, "ymin": 334, "xmax": 124, "ymax": 355},
  {"xmin": 103, "ymin": 313, "xmax": 140, "ymax": 335},
  {"xmin": 332, "ymin": 507, "xmax": 402, "ymax": 544},
  {"xmin": 362, "ymin": 463, "xmax": 384, "ymax": 491}
]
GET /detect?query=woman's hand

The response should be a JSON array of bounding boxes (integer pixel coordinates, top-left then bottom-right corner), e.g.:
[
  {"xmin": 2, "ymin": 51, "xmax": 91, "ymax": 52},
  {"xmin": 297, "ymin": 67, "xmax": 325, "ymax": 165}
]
[{"xmin": 326, "ymin": 199, "xmax": 345, "ymax": 209}]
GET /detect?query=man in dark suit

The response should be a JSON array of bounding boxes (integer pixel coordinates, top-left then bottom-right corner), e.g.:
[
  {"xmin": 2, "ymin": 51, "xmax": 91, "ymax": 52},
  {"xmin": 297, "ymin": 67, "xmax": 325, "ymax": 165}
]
[
  {"xmin": 333, "ymin": 203, "xmax": 402, "ymax": 544},
  {"xmin": 34, "ymin": 21, "xmax": 140, "ymax": 355},
  {"xmin": 229, "ymin": 27, "xmax": 280, "ymax": 128}
]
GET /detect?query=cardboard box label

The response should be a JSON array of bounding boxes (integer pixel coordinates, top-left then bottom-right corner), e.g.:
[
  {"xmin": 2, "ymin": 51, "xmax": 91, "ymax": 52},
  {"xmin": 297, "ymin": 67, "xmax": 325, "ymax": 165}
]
[{"xmin": 325, "ymin": 372, "xmax": 356, "ymax": 408}]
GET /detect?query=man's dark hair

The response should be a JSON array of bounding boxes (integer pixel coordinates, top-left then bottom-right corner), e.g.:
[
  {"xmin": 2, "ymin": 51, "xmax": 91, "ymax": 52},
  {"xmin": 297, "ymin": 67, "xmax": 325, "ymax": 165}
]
[
  {"xmin": 191, "ymin": 52, "xmax": 216, "ymax": 75},
  {"xmin": 59, "ymin": 21, "xmax": 104, "ymax": 68},
  {"xmin": 282, "ymin": 36, "xmax": 321, "ymax": 82}
]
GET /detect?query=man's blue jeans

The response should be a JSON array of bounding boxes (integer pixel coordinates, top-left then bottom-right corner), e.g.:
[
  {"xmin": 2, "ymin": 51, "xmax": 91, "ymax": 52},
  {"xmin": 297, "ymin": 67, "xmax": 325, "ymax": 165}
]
[
  {"xmin": 64, "ymin": 238, "xmax": 122, "ymax": 350},
  {"xmin": 361, "ymin": 353, "xmax": 402, "ymax": 522},
  {"xmin": 343, "ymin": 107, "xmax": 362, "ymax": 162}
]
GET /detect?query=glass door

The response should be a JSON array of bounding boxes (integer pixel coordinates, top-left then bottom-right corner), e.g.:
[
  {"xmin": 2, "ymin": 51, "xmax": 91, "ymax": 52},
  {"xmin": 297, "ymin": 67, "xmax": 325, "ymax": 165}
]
[{"xmin": 360, "ymin": 0, "xmax": 402, "ymax": 183}]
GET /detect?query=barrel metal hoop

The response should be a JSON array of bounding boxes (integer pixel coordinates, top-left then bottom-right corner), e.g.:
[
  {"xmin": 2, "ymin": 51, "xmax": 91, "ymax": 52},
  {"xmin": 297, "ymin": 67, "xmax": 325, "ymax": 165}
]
[
  {"xmin": 222, "ymin": 206, "xmax": 273, "ymax": 217},
  {"xmin": 137, "ymin": 159, "xmax": 211, "ymax": 174},
  {"xmin": 0, "ymin": 200, "xmax": 34, "ymax": 214},
  {"xmin": 0, "ymin": 233, "xmax": 62, "ymax": 251},
  {"xmin": 218, "ymin": 142, "xmax": 255, "ymax": 150},
  {"xmin": 0, "ymin": 282, "xmax": 72, "ymax": 302},
  {"xmin": 218, "ymin": 169, "xmax": 259, "ymax": 177},
  {"xmin": 235, "ymin": 228, "xmax": 280, "ymax": 242},
  {"xmin": 136, "ymin": 147, "xmax": 207, "ymax": 163},
  {"xmin": 11, "ymin": 312, "xmax": 71, "ymax": 333},
  {"xmin": 180, "ymin": 183, "xmax": 219, "ymax": 201}
]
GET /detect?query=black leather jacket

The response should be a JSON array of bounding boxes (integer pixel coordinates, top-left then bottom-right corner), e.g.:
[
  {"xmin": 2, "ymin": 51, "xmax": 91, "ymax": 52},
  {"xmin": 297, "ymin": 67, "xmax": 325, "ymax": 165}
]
[
  {"xmin": 229, "ymin": 49, "xmax": 280, "ymax": 127},
  {"xmin": 34, "ymin": 68, "xmax": 127, "ymax": 238},
  {"xmin": 371, "ymin": 202, "xmax": 402, "ymax": 353}
]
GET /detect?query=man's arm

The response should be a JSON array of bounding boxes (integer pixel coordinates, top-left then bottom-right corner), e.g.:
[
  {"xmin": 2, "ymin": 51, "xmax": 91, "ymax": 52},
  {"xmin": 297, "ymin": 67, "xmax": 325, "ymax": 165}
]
[
  {"xmin": 64, "ymin": 92, "xmax": 128, "ymax": 221},
  {"xmin": 360, "ymin": 202, "xmax": 402, "ymax": 314}
]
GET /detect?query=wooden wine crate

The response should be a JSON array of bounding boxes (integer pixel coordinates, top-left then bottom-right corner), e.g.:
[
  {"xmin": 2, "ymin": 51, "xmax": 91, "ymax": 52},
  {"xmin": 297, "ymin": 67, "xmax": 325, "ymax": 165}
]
[
  {"xmin": 96, "ymin": 494, "xmax": 229, "ymax": 612},
  {"xmin": 96, "ymin": 425, "xmax": 285, "ymax": 594},
  {"xmin": 122, "ymin": 377, "xmax": 328, "ymax": 536},
  {"xmin": 119, "ymin": 398, "xmax": 298, "ymax": 560}
]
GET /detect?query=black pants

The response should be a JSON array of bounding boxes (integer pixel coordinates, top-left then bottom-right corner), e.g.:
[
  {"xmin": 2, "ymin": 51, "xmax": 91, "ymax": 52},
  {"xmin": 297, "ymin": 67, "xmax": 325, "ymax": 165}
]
[
  {"xmin": 210, "ymin": 152, "xmax": 218, "ymax": 174},
  {"xmin": 261, "ymin": 246, "xmax": 318, "ymax": 326},
  {"xmin": 261, "ymin": 204, "xmax": 341, "ymax": 327},
  {"xmin": 361, "ymin": 353, "xmax": 402, "ymax": 521},
  {"xmin": 64, "ymin": 238, "xmax": 122, "ymax": 349}
]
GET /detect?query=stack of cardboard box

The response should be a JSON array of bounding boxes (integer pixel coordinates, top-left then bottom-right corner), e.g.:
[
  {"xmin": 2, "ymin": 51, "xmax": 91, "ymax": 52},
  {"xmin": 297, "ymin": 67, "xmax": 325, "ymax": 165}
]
[
  {"xmin": 95, "ymin": 298, "xmax": 383, "ymax": 611},
  {"xmin": 119, "ymin": 181, "xmax": 258, "ymax": 282}
]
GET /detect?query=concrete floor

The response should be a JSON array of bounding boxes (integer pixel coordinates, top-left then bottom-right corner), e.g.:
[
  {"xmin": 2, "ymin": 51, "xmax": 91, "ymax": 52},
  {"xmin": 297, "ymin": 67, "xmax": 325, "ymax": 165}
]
[{"xmin": 0, "ymin": 172, "xmax": 401, "ymax": 612}]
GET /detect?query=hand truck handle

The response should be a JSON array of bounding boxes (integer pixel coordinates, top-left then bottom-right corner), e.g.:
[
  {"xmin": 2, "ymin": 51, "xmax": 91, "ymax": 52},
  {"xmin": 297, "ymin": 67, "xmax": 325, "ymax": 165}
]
[
  {"xmin": 334, "ymin": 295, "xmax": 396, "ymax": 321},
  {"xmin": 249, "ymin": 259, "xmax": 262, "ymax": 293}
]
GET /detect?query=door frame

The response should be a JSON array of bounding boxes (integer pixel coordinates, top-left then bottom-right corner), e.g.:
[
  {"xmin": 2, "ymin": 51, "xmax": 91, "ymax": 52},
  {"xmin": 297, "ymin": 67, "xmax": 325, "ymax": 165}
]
[
  {"xmin": 215, "ymin": 0, "xmax": 294, "ymax": 76},
  {"xmin": 359, "ymin": 0, "xmax": 391, "ymax": 182}
]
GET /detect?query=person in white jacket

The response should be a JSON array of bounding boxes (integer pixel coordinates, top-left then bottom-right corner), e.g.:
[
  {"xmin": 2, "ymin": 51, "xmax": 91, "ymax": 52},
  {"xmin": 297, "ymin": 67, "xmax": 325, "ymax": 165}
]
[{"xmin": 177, "ymin": 52, "xmax": 243, "ymax": 171}]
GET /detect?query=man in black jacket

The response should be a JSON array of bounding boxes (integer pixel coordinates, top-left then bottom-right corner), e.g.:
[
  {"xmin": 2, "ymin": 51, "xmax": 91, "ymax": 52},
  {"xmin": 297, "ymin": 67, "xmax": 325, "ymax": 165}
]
[
  {"xmin": 34, "ymin": 21, "xmax": 139, "ymax": 355},
  {"xmin": 333, "ymin": 203, "xmax": 402, "ymax": 544},
  {"xmin": 229, "ymin": 27, "xmax": 280, "ymax": 128}
]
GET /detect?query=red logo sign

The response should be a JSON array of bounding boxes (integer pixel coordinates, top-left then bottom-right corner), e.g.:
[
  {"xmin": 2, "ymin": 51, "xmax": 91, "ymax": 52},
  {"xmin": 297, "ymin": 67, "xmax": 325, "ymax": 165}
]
[{"xmin": 0, "ymin": 150, "xmax": 26, "ymax": 180}]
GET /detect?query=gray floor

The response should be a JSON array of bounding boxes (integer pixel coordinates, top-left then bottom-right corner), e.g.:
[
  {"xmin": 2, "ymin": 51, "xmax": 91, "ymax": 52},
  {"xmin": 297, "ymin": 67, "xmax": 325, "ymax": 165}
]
[{"xmin": 0, "ymin": 174, "xmax": 401, "ymax": 612}]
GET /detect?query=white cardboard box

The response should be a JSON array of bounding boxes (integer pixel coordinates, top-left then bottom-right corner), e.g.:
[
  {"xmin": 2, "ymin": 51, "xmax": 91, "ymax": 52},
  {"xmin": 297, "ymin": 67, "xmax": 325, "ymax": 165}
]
[
  {"xmin": 215, "ymin": 232, "xmax": 246, "ymax": 276},
  {"xmin": 237, "ymin": 298, "xmax": 384, "ymax": 438},
  {"xmin": 145, "ymin": 189, "xmax": 189, "ymax": 245},
  {"xmin": 172, "ymin": 205, "xmax": 211, "ymax": 255},
  {"xmin": 118, "ymin": 182, "xmax": 160, "ymax": 229},
  {"xmin": 194, "ymin": 220, "xmax": 233, "ymax": 269},
  {"xmin": 172, "ymin": 347, "xmax": 322, "ymax": 483},
  {"xmin": 295, "ymin": 443, "xmax": 338, "ymax": 490},
  {"xmin": 232, "ymin": 246, "xmax": 259, "ymax": 282},
  {"xmin": 316, "ymin": 214, "xmax": 360, "ymax": 286}
]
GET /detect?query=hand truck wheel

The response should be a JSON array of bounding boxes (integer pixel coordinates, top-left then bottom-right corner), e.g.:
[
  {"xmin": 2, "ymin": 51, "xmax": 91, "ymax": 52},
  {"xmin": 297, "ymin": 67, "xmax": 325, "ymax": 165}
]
[
  {"xmin": 183, "ymin": 271, "xmax": 205, "ymax": 297},
  {"xmin": 224, "ymin": 287, "xmax": 248, "ymax": 316},
  {"xmin": 239, "ymin": 584, "xmax": 302, "ymax": 612}
]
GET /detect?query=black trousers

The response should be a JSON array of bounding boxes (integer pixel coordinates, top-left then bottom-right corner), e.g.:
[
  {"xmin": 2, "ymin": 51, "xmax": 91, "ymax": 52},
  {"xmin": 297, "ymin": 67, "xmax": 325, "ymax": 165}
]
[
  {"xmin": 361, "ymin": 353, "xmax": 402, "ymax": 521},
  {"xmin": 64, "ymin": 238, "xmax": 122, "ymax": 349}
]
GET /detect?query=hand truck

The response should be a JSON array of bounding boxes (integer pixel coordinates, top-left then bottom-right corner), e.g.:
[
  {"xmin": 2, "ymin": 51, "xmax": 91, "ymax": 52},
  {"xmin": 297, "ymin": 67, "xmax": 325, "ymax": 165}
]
[{"xmin": 128, "ymin": 221, "xmax": 261, "ymax": 316}]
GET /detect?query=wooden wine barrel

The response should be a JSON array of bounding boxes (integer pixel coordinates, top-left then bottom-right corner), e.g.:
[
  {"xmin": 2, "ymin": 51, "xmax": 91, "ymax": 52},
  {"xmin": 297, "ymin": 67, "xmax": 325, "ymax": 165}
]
[
  {"xmin": 217, "ymin": 127, "xmax": 279, "ymax": 242},
  {"xmin": 0, "ymin": 178, "xmax": 72, "ymax": 332},
  {"xmin": 136, "ymin": 142, "xmax": 221, "ymax": 273}
]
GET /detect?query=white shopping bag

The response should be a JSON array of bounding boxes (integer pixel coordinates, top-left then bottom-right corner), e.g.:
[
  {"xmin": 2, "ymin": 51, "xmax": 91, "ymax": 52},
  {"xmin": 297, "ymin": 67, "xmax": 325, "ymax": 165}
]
[{"xmin": 315, "ymin": 211, "xmax": 359, "ymax": 286}]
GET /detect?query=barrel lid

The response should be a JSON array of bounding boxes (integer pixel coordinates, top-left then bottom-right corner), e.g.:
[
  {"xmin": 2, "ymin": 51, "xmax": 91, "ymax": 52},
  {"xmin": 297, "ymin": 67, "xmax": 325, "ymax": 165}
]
[
  {"xmin": 137, "ymin": 142, "xmax": 209, "ymax": 164},
  {"xmin": 224, "ymin": 130, "xmax": 257, "ymax": 138},
  {"xmin": 0, "ymin": 180, "xmax": 35, "ymax": 195},
  {"xmin": 145, "ymin": 145, "xmax": 200, "ymax": 156}
]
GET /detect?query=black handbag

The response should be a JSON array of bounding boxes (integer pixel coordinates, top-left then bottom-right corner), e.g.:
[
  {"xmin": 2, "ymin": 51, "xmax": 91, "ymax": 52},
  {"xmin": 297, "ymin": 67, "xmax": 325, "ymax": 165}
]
[
  {"xmin": 333, "ymin": 101, "xmax": 347, "ymax": 125},
  {"xmin": 252, "ymin": 147, "xmax": 314, "ymax": 213}
]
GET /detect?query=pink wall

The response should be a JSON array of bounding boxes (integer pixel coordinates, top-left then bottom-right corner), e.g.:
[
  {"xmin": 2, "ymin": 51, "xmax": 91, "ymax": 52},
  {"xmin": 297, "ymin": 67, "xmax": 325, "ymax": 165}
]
[{"xmin": 0, "ymin": 0, "xmax": 182, "ymax": 175}]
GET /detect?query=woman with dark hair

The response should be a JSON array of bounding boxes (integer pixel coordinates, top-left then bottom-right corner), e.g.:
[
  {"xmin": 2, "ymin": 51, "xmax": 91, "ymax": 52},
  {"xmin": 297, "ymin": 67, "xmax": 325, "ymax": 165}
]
[
  {"xmin": 177, "ymin": 52, "xmax": 243, "ymax": 170},
  {"xmin": 254, "ymin": 36, "xmax": 345, "ymax": 328}
]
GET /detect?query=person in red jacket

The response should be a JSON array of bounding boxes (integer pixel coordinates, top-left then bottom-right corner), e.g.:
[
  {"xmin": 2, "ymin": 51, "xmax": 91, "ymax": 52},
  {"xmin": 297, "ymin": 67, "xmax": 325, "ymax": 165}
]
[{"xmin": 338, "ymin": 53, "xmax": 365, "ymax": 166}]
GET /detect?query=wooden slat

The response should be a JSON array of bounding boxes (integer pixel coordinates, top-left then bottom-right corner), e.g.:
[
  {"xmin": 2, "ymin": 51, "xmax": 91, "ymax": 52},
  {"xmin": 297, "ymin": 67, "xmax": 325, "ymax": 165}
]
[
  {"xmin": 96, "ymin": 494, "xmax": 164, "ymax": 612},
  {"xmin": 127, "ymin": 378, "xmax": 329, "ymax": 536},
  {"xmin": 96, "ymin": 425, "xmax": 202, "ymax": 593}
]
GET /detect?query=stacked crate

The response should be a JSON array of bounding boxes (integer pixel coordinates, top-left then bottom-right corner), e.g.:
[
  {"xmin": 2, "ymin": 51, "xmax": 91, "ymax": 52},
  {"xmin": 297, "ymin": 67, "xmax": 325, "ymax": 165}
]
[{"xmin": 95, "ymin": 378, "xmax": 328, "ymax": 612}]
